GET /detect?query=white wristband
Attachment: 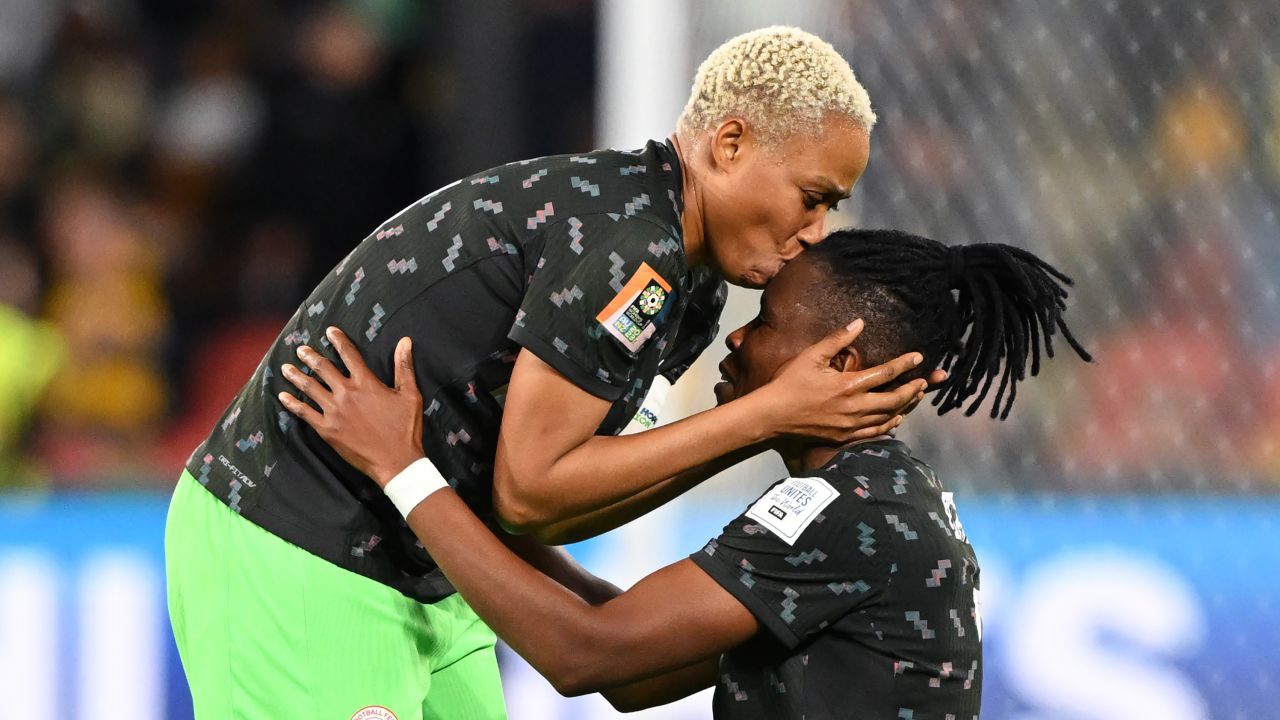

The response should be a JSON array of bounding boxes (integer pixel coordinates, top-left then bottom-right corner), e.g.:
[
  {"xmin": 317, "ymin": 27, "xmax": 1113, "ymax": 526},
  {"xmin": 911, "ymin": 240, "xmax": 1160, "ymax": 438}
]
[{"xmin": 384, "ymin": 458, "xmax": 449, "ymax": 518}]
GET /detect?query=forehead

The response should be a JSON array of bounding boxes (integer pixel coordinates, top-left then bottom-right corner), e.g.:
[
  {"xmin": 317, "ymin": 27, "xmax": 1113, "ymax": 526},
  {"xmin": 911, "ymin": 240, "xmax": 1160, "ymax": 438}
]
[
  {"xmin": 762, "ymin": 254, "xmax": 825, "ymax": 315},
  {"xmin": 770, "ymin": 114, "xmax": 870, "ymax": 189}
]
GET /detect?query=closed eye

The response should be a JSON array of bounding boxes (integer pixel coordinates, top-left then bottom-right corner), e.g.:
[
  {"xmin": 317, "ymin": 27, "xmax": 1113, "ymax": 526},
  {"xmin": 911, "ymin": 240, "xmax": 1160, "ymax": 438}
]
[{"xmin": 804, "ymin": 190, "xmax": 843, "ymax": 213}]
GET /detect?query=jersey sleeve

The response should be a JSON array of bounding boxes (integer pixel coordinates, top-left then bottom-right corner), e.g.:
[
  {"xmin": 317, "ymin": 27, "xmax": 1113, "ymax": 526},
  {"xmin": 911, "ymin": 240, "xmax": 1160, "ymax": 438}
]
[
  {"xmin": 509, "ymin": 214, "xmax": 685, "ymax": 400},
  {"xmin": 689, "ymin": 473, "xmax": 890, "ymax": 649}
]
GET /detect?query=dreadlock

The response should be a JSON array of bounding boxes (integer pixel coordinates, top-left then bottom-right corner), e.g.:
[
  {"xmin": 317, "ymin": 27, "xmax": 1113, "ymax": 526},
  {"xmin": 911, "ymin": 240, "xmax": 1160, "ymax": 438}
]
[{"xmin": 805, "ymin": 228, "xmax": 1092, "ymax": 420}]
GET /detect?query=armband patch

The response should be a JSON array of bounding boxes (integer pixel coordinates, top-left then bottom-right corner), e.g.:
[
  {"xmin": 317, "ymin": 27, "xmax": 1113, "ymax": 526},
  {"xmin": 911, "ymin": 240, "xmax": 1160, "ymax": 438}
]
[{"xmin": 596, "ymin": 262, "xmax": 671, "ymax": 352}]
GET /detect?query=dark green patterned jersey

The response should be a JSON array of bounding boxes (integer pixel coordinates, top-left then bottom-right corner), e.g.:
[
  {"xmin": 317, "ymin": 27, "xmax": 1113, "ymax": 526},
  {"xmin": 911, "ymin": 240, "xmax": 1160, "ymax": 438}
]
[
  {"xmin": 692, "ymin": 439, "xmax": 982, "ymax": 720},
  {"xmin": 187, "ymin": 140, "xmax": 727, "ymax": 603}
]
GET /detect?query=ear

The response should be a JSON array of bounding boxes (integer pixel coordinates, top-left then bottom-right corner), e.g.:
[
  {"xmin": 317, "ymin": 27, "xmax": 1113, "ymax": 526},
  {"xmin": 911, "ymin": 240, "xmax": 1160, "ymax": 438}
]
[
  {"xmin": 829, "ymin": 343, "xmax": 863, "ymax": 373},
  {"xmin": 709, "ymin": 118, "xmax": 748, "ymax": 171}
]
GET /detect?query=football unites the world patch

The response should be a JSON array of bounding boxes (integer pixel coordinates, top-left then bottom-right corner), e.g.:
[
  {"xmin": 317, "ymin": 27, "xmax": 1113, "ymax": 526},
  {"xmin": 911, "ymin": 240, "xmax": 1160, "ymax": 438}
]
[
  {"xmin": 746, "ymin": 476, "xmax": 841, "ymax": 546},
  {"xmin": 596, "ymin": 262, "xmax": 672, "ymax": 352}
]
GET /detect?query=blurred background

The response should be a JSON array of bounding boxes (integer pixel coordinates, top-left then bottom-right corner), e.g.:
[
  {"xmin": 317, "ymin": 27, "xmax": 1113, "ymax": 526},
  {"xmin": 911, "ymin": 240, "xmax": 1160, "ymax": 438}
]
[{"xmin": 0, "ymin": 0, "xmax": 1277, "ymax": 718}]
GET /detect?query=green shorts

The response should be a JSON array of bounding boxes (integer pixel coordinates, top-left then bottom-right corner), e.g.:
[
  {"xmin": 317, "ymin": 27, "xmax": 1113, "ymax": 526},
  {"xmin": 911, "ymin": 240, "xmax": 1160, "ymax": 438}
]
[{"xmin": 165, "ymin": 470, "xmax": 507, "ymax": 720}]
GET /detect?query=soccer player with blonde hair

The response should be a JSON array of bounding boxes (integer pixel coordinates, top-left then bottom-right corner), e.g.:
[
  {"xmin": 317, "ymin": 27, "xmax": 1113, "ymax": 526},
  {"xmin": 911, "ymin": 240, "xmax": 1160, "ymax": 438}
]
[{"xmin": 167, "ymin": 26, "xmax": 938, "ymax": 718}]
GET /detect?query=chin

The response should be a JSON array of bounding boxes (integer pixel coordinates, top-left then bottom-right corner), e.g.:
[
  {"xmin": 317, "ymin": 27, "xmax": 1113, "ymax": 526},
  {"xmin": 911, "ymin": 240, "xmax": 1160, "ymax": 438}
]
[
  {"xmin": 713, "ymin": 381, "xmax": 735, "ymax": 405},
  {"xmin": 731, "ymin": 268, "xmax": 769, "ymax": 289}
]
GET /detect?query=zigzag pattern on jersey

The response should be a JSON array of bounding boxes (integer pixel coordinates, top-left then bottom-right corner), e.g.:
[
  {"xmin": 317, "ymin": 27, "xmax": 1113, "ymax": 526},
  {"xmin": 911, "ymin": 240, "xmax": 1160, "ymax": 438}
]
[
  {"xmin": 570, "ymin": 176, "xmax": 600, "ymax": 197},
  {"xmin": 905, "ymin": 610, "xmax": 936, "ymax": 639},
  {"xmin": 550, "ymin": 285, "xmax": 584, "ymax": 307},
  {"xmin": 387, "ymin": 257, "xmax": 418, "ymax": 274},
  {"xmin": 648, "ymin": 237, "xmax": 680, "ymax": 257},
  {"xmin": 521, "ymin": 168, "xmax": 548, "ymax": 188},
  {"xmin": 236, "ymin": 431, "xmax": 264, "ymax": 452},
  {"xmin": 827, "ymin": 579, "xmax": 871, "ymax": 595},
  {"xmin": 284, "ymin": 329, "xmax": 311, "ymax": 346},
  {"xmin": 526, "ymin": 201, "xmax": 555, "ymax": 229},
  {"xmin": 228, "ymin": 477, "xmax": 245, "ymax": 513},
  {"xmin": 784, "ymin": 548, "xmax": 829, "ymax": 567},
  {"xmin": 607, "ymin": 251, "xmax": 627, "ymax": 291},
  {"xmin": 886, "ymin": 514, "xmax": 919, "ymax": 540},
  {"xmin": 568, "ymin": 217, "xmax": 584, "ymax": 254},
  {"xmin": 366, "ymin": 303, "xmax": 386, "ymax": 341},
  {"xmin": 442, "ymin": 234, "xmax": 464, "ymax": 271},
  {"xmin": 893, "ymin": 468, "xmax": 909, "ymax": 494},
  {"xmin": 375, "ymin": 224, "xmax": 404, "ymax": 240},
  {"xmin": 473, "ymin": 198, "xmax": 504, "ymax": 215},
  {"xmin": 623, "ymin": 192, "xmax": 651, "ymax": 217},
  {"xmin": 780, "ymin": 586, "xmax": 801, "ymax": 623},
  {"xmin": 925, "ymin": 559, "xmax": 953, "ymax": 588},
  {"xmin": 858, "ymin": 521, "xmax": 877, "ymax": 556},
  {"xmin": 344, "ymin": 268, "xmax": 365, "ymax": 305},
  {"xmin": 196, "ymin": 454, "xmax": 214, "ymax": 486},
  {"xmin": 426, "ymin": 201, "xmax": 452, "ymax": 231}
]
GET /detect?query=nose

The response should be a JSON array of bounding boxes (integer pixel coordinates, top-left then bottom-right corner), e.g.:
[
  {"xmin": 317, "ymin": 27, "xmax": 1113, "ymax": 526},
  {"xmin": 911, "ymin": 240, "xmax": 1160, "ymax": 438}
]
[
  {"xmin": 795, "ymin": 215, "xmax": 827, "ymax": 251},
  {"xmin": 725, "ymin": 324, "xmax": 746, "ymax": 352}
]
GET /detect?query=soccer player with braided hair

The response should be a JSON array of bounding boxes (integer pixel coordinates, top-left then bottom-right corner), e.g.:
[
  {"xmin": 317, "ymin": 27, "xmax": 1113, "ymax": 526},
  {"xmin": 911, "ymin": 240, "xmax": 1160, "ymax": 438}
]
[
  {"xmin": 286, "ymin": 228, "xmax": 1091, "ymax": 718},
  {"xmin": 167, "ymin": 26, "xmax": 949, "ymax": 719}
]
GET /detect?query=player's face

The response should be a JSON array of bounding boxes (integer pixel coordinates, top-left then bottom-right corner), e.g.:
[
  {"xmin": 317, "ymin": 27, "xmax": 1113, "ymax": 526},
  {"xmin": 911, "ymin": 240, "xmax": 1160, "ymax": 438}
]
[
  {"xmin": 715, "ymin": 254, "xmax": 829, "ymax": 404},
  {"xmin": 700, "ymin": 114, "xmax": 869, "ymax": 289}
]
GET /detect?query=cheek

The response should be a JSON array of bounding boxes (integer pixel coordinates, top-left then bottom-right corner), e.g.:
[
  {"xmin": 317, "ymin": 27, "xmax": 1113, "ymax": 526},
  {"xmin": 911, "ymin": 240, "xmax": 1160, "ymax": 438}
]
[{"xmin": 738, "ymin": 338, "xmax": 792, "ymax": 388}]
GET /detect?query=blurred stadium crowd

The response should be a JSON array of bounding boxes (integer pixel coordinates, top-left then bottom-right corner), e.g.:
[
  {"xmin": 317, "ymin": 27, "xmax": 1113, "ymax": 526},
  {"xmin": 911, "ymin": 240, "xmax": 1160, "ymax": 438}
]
[
  {"xmin": 0, "ymin": 0, "xmax": 597, "ymax": 488},
  {"xmin": 2, "ymin": 0, "xmax": 1278, "ymax": 495}
]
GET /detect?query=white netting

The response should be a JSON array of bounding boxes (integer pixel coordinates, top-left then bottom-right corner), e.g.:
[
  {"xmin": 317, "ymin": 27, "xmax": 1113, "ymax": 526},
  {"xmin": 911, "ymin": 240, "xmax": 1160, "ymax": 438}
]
[{"xmin": 672, "ymin": 0, "xmax": 1280, "ymax": 498}]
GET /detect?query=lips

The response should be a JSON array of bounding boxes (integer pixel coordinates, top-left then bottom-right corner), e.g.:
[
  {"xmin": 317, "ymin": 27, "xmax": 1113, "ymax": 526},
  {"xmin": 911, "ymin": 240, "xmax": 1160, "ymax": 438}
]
[{"xmin": 718, "ymin": 357, "xmax": 737, "ymax": 384}]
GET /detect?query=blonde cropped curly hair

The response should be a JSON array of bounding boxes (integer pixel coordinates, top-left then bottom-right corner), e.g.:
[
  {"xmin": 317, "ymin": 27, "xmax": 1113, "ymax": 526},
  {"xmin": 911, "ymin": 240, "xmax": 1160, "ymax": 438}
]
[{"xmin": 678, "ymin": 26, "xmax": 876, "ymax": 145}]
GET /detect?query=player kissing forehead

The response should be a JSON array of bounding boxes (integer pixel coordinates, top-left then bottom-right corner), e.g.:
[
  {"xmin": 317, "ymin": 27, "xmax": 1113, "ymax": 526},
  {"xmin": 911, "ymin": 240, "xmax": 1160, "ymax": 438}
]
[{"xmin": 673, "ymin": 26, "xmax": 876, "ymax": 289}]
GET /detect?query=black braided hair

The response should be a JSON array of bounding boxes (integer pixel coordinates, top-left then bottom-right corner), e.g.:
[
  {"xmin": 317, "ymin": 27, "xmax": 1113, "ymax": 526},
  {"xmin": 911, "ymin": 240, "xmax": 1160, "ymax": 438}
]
[{"xmin": 804, "ymin": 228, "xmax": 1092, "ymax": 419}]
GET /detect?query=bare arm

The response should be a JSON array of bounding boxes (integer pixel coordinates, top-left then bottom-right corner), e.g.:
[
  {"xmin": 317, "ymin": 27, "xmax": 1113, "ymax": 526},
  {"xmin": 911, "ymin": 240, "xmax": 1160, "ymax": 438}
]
[
  {"xmin": 532, "ymin": 445, "xmax": 761, "ymax": 546},
  {"xmin": 405, "ymin": 487, "xmax": 756, "ymax": 698},
  {"xmin": 497, "ymin": 531, "xmax": 621, "ymax": 604},
  {"xmin": 601, "ymin": 658, "xmax": 719, "ymax": 712},
  {"xmin": 281, "ymin": 324, "xmax": 927, "ymax": 536},
  {"xmin": 279, "ymin": 336, "xmax": 755, "ymax": 708}
]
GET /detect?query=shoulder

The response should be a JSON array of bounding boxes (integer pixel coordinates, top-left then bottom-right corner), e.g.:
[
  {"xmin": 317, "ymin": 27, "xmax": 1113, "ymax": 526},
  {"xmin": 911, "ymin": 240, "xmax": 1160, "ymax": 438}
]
[{"xmin": 816, "ymin": 440, "xmax": 936, "ymax": 499}]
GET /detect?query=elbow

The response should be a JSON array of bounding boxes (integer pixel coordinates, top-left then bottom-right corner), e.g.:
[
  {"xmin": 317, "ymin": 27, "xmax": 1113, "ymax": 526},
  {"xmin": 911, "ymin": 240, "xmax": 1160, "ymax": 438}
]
[
  {"xmin": 548, "ymin": 667, "xmax": 598, "ymax": 698},
  {"xmin": 604, "ymin": 691, "xmax": 649, "ymax": 713},
  {"xmin": 492, "ymin": 469, "xmax": 554, "ymax": 534},
  {"xmin": 548, "ymin": 656, "xmax": 626, "ymax": 699},
  {"xmin": 540, "ymin": 622, "xmax": 620, "ymax": 697}
]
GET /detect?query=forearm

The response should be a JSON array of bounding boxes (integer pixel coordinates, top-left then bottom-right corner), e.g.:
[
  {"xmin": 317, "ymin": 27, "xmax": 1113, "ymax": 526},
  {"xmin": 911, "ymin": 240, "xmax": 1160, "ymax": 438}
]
[
  {"xmin": 497, "ymin": 393, "xmax": 777, "ymax": 531},
  {"xmin": 499, "ymin": 531, "xmax": 621, "ymax": 604},
  {"xmin": 602, "ymin": 658, "xmax": 719, "ymax": 713},
  {"xmin": 533, "ymin": 445, "xmax": 762, "ymax": 545}
]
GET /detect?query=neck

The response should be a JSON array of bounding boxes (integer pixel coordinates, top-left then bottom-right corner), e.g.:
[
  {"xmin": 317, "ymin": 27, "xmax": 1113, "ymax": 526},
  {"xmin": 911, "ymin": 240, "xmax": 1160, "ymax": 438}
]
[
  {"xmin": 670, "ymin": 131, "xmax": 707, "ymax": 267},
  {"xmin": 781, "ymin": 435, "xmax": 897, "ymax": 475}
]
